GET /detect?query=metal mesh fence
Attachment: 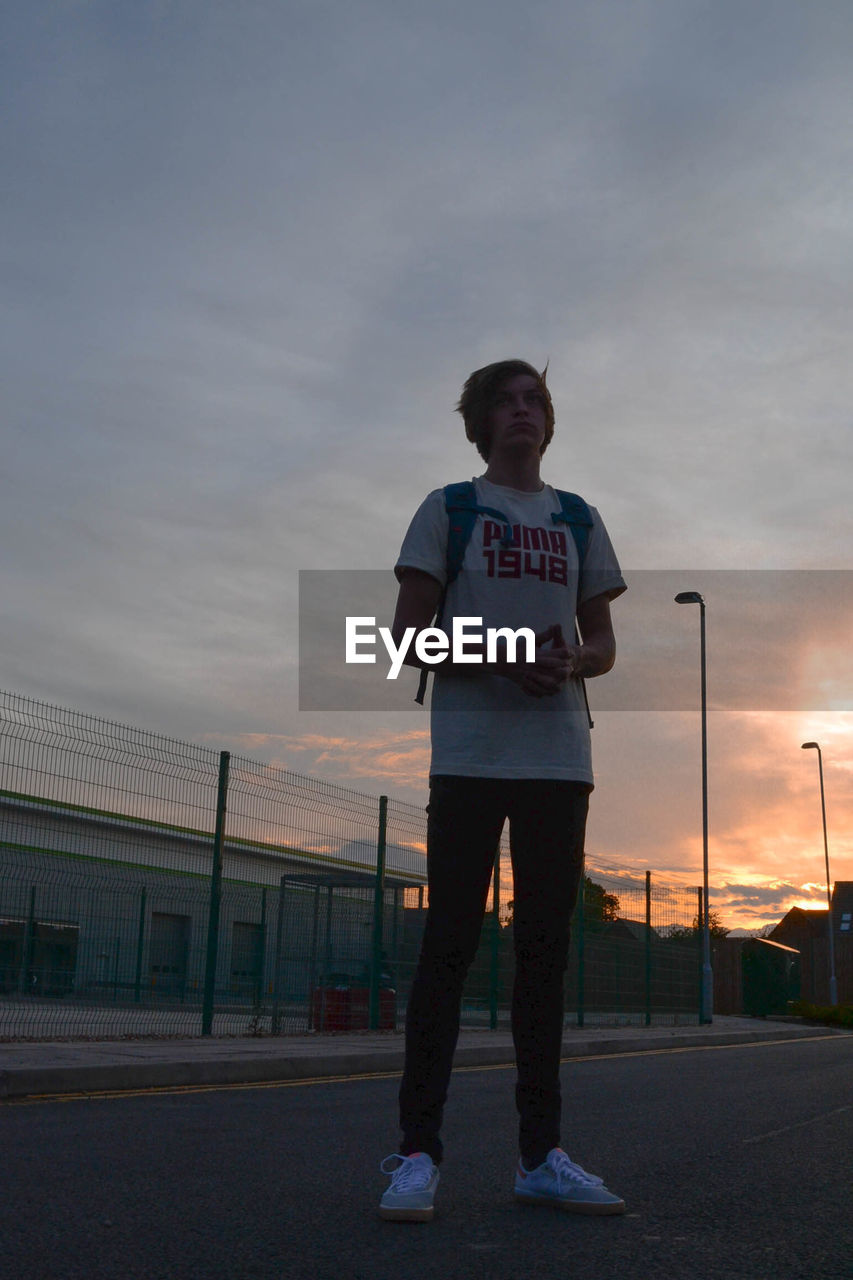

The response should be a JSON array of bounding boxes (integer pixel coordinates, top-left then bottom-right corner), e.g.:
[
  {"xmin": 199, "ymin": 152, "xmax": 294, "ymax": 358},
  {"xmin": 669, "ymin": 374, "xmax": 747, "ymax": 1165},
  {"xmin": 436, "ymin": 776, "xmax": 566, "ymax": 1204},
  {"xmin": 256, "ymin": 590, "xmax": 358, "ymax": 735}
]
[
  {"xmin": 567, "ymin": 867, "xmax": 701, "ymax": 1027},
  {"xmin": 1, "ymin": 689, "xmax": 702, "ymax": 1039}
]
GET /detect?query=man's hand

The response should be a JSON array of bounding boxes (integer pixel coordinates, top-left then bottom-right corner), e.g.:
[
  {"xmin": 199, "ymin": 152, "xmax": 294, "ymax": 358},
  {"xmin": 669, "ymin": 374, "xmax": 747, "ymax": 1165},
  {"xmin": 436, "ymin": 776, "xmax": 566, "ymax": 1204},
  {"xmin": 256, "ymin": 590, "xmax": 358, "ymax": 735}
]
[
  {"xmin": 504, "ymin": 601, "xmax": 616, "ymax": 697},
  {"xmin": 504, "ymin": 624, "xmax": 575, "ymax": 698},
  {"xmin": 390, "ymin": 571, "xmax": 616, "ymax": 691}
]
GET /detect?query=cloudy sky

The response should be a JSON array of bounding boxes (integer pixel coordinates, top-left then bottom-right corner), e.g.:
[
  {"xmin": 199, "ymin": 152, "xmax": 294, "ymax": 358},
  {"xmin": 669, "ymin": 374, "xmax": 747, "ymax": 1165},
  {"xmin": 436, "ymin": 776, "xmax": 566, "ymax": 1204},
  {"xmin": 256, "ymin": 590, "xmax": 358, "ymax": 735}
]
[{"xmin": 3, "ymin": 1, "xmax": 852, "ymax": 929}]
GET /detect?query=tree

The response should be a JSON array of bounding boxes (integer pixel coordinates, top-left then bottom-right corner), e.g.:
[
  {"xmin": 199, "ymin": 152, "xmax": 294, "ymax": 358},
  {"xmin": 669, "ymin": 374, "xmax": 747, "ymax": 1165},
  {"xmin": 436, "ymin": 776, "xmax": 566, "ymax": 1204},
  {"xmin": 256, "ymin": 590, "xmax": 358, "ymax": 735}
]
[
  {"xmin": 703, "ymin": 910, "xmax": 730, "ymax": 938},
  {"xmin": 504, "ymin": 875, "xmax": 619, "ymax": 928},
  {"xmin": 582, "ymin": 875, "xmax": 620, "ymax": 923},
  {"xmin": 662, "ymin": 910, "xmax": 729, "ymax": 944}
]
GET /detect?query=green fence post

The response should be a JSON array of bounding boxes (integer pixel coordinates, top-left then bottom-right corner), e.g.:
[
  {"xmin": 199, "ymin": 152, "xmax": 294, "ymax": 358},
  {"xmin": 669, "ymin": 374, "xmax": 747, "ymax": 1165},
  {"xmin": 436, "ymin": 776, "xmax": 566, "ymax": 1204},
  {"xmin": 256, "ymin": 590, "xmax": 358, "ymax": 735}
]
[
  {"xmin": 369, "ymin": 796, "xmax": 388, "ymax": 1030},
  {"xmin": 489, "ymin": 847, "xmax": 501, "ymax": 1030},
  {"xmin": 134, "ymin": 887, "xmax": 146, "ymax": 1003},
  {"xmin": 645, "ymin": 871, "xmax": 652, "ymax": 1026},
  {"xmin": 202, "ymin": 750, "xmax": 230, "ymax": 1036},
  {"xmin": 576, "ymin": 877, "xmax": 585, "ymax": 1028}
]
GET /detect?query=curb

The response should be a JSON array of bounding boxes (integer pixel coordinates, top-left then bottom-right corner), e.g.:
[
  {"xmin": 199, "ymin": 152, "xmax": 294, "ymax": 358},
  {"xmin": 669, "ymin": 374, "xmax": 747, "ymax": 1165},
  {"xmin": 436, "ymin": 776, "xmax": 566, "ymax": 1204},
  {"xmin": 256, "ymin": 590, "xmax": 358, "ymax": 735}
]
[{"xmin": 1, "ymin": 1024, "xmax": 843, "ymax": 1101}]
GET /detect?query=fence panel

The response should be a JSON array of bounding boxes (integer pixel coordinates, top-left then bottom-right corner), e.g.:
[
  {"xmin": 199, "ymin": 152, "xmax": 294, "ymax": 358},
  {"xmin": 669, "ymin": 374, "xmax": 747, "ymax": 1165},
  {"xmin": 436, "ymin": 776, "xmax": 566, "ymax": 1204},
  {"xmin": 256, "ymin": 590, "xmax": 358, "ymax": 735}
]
[
  {"xmin": 0, "ymin": 691, "xmax": 222, "ymax": 1037},
  {"xmin": 2, "ymin": 689, "xmax": 703, "ymax": 1038}
]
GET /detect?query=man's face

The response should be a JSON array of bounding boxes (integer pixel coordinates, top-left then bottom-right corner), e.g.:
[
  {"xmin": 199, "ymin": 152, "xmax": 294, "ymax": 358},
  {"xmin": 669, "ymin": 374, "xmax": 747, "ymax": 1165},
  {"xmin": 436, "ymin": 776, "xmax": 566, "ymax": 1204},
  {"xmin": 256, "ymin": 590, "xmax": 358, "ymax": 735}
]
[{"xmin": 482, "ymin": 373, "xmax": 548, "ymax": 459}]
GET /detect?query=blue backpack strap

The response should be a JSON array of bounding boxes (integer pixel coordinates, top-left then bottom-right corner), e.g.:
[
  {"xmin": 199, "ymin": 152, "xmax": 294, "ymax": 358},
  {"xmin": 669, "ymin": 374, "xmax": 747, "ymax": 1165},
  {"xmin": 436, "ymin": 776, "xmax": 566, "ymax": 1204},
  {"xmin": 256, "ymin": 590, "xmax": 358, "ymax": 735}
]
[
  {"xmin": 415, "ymin": 482, "xmax": 515, "ymax": 704},
  {"xmin": 444, "ymin": 481, "xmax": 480, "ymax": 588},
  {"xmin": 444, "ymin": 480, "xmax": 516, "ymax": 584},
  {"xmin": 551, "ymin": 490, "xmax": 593, "ymax": 603},
  {"xmin": 552, "ymin": 490, "xmax": 594, "ymax": 728}
]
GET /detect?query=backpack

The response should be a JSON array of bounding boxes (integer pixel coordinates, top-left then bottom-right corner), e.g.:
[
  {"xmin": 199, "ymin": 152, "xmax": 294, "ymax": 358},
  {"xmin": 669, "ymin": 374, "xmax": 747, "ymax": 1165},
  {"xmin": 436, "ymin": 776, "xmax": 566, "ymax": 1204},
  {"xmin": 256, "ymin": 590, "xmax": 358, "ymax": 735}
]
[{"xmin": 414, "ymin": 481, "xmax": 595, "ymax": 726}]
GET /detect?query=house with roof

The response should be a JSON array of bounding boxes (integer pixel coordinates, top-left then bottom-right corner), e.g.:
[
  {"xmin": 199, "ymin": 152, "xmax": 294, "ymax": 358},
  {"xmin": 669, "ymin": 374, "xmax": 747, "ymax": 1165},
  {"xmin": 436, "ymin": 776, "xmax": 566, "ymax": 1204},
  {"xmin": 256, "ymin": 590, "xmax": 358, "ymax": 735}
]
[{"xmin": 768, "ymin": 882, "xmax": 853, "ymax": 1005}]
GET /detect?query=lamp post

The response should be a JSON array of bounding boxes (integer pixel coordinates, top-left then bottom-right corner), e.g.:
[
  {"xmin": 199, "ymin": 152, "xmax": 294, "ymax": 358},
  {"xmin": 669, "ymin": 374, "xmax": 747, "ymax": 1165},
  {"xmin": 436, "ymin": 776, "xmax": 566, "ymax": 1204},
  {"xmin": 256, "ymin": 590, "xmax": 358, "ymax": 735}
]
[
  {"xmin": 801, "ymin": 742, "xmax": 838, "ymax": 1006},
  {"xmin": 675, "ymin": 591, "xmax": 713, "ymax": 1023}
]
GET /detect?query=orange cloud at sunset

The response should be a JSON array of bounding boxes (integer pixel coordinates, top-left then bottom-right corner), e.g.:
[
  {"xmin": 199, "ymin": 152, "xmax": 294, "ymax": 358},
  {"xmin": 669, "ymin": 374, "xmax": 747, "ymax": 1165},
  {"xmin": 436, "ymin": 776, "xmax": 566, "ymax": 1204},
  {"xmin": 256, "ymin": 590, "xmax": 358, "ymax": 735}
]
[
  {"xmin": 224, "ymin": 709, "xmax": 851, "ymax": 933},
  {"xmin": 230, "ymin": 568, "xmax": 853, "ymax": 931},
  {"xmin": 586, "ymin": 709, "xmax": 852, "ymax": 930},
  {"xmin": 227, "ymin": 728, "xmax": 431, "ymax": 794}
]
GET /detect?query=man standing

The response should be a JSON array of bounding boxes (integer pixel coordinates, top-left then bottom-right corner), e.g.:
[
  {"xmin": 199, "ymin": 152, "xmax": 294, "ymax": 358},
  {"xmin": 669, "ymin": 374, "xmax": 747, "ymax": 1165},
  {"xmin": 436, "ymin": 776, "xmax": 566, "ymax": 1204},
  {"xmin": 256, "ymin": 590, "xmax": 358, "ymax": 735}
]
[{"xmin": 379, "ymin": 360, "xmax": 626, "ymax": 1221}]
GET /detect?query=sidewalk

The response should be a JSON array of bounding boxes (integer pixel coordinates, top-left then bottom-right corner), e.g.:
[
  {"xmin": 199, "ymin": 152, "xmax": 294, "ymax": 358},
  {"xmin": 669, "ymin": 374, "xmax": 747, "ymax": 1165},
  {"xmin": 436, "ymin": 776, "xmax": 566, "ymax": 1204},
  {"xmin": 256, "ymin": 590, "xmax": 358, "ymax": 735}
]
[{"xmin": 0, "ymin": 1015, "xmax": 843, "ymax": 1100}]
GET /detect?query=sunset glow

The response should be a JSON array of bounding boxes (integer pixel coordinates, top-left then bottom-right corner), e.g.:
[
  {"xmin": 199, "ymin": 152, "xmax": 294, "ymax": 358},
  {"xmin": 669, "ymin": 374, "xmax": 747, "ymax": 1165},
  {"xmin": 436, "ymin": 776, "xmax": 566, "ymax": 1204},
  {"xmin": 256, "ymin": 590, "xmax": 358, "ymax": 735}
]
[{"xmin": 222, "ymin": 707, "xmax": 852, "ymax": 933}]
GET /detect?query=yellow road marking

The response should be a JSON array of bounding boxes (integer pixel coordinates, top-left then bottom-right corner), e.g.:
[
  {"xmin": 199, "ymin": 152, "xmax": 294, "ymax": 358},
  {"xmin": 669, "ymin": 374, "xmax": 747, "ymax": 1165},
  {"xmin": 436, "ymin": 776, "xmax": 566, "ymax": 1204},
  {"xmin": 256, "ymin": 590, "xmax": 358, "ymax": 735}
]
[
  {"xmin": 558, "ymin": 1032, "xmax": 845, "ymax": 1064},
  {"xmin": 2, "ymin": 1033, "xmax": 844, "ymax": 1106}
]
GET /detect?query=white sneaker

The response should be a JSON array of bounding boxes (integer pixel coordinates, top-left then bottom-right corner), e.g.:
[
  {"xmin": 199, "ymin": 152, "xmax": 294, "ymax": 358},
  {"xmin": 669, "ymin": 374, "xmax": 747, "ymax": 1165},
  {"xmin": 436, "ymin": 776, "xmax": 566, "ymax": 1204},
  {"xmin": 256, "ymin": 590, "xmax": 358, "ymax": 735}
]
[
  {"xmin": 514, "ymin": 1147, "xmax": 625, "ymax": 1215},
  {"xmin": 379, "ymin": 1152, "xmax": 440, "ymax": 1221}
]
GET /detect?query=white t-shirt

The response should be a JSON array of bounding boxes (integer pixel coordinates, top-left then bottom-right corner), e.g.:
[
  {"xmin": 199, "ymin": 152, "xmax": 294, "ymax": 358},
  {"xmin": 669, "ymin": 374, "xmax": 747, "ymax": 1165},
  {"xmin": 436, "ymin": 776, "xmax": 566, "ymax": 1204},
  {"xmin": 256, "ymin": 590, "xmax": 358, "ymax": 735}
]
[{"xmin": 395, "ymin": 476, "xmax": 626, "ymax": 784}]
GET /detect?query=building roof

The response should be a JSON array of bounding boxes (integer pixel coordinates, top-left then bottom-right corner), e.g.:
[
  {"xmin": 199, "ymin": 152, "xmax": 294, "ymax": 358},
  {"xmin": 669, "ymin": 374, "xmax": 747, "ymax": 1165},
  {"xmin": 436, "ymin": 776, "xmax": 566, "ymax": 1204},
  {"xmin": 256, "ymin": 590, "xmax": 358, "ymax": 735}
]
[
  {"xmin": 770, "ymin": 907, "xmax": 827, "ymax": 942},
  {"xmin": 607, "ymin": 918, "xmax": 660, "ymax": 942},
  {"xmin": 770, "ymin": 883, "xmax": 853, "ymax": 943},
  {"xmin": 0, "ymin": 791, "xmax": 426, "ymax": 890}
]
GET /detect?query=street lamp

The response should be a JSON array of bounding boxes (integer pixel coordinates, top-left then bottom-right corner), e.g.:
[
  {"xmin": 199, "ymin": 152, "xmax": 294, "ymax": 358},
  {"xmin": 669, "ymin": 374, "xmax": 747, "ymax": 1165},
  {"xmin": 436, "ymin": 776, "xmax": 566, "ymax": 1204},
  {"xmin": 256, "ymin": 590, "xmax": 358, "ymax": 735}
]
[
  {"xmin": 801, "ymin": 742, "xmax": 838, "ymax": 1005},
  {"xmin": 675, "ymin": 591, "xmax": 713, "ymax": 1023}
]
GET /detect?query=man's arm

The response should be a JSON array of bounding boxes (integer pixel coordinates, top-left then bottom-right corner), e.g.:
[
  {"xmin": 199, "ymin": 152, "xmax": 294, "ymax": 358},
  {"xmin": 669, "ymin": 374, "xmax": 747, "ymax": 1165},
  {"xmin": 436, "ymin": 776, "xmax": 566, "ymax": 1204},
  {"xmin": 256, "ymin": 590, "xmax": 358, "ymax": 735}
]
[
  {"xmin": 391, "ymin": 568, "xmax": 444, "ymax": 651},
  {"xmin": 567, "ymin": 593, "xmax": 616, "ymax": 679}
]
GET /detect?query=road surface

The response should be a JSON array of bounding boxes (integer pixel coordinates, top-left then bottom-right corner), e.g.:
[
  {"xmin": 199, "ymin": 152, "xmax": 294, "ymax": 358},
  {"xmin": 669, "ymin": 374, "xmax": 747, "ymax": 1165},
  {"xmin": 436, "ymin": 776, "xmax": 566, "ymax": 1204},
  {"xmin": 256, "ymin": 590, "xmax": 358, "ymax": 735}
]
[{"xmin": 1, "ymin": 1034, "xmax": 850, "ymax": 1279}]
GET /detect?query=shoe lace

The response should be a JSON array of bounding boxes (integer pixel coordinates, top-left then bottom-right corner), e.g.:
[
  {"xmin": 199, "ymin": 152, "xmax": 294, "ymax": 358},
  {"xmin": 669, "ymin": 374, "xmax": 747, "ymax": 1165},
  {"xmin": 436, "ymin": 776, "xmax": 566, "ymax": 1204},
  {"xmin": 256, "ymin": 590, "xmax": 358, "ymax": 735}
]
[
  {"xmin": 380, "ymin": 1153, "xmax": 433, "ymax": 1190},
  {"xmin": 549, "ymin": 1150, "xmax": 604, "ymax": 1190}
]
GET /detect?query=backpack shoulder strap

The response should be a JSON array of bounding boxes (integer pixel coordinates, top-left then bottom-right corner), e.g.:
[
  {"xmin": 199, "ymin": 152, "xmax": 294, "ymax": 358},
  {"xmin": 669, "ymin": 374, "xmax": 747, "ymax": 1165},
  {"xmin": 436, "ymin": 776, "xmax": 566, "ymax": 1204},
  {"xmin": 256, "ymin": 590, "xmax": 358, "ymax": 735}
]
[
  {"xmin": 551, "ymin": 490, "xmax": 593, "ymax": 579},
  {"xmin": 414, "ymin": 481, "xmax": 513, "ymax": 704},
  {"xmin": 552, "ymin": 490, "xmax": 595, "ymax": 729},
  {"xmin": 444, "ymin": 480, "xmax": 516, "ymax": 585},
  {"xmin": 443, "ymin": 481, "xmax": 479, "ymax": 587}
]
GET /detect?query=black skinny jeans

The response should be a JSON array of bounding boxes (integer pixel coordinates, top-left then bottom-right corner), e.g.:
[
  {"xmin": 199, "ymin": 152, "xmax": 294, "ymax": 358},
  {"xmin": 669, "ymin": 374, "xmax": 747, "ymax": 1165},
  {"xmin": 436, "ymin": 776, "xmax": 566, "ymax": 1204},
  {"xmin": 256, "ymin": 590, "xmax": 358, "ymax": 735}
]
[{"xmin": 399, "ymin": 775, "xmax": 589, "ymax": 1167}]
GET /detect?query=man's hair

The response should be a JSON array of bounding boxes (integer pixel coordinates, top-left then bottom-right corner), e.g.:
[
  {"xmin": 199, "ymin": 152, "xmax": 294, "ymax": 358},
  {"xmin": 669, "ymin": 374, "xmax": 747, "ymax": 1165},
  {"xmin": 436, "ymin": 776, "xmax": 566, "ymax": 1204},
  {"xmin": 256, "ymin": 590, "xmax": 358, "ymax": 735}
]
[{"xmin": 455, "ymin": 359, "xmax": 555, "ymax": 461}]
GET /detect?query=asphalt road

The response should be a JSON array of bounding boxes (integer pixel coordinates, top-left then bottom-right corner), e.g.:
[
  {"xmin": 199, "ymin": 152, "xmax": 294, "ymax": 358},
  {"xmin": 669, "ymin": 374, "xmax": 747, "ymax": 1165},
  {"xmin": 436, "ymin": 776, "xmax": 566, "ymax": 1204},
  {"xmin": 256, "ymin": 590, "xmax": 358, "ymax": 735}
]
[{"xmin": 1, "ymin": 1035, "xmax": 850, "ymax": 1280}]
